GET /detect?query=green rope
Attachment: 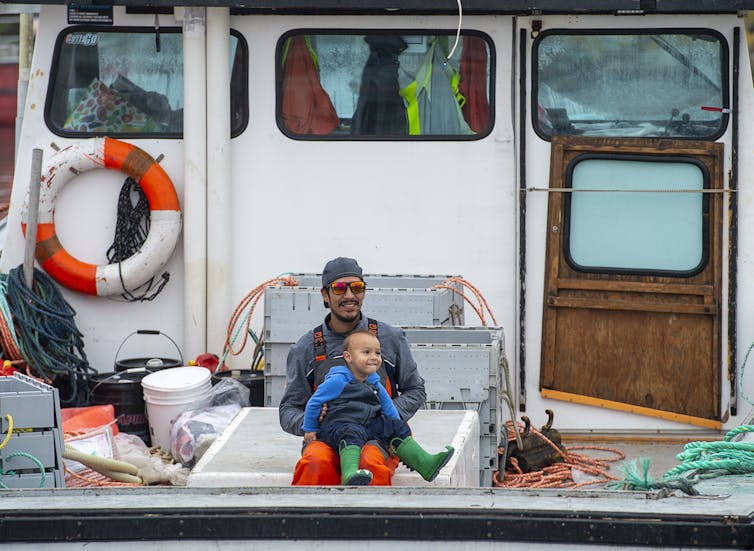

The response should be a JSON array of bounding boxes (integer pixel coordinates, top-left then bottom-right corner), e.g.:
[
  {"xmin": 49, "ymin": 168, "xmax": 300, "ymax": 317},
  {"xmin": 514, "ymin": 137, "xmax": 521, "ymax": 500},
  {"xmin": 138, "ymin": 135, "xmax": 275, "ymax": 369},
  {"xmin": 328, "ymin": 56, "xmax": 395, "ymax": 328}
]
[
  {"xmin": 607, "ymin": 425, "xmax": 754, "ymax": 495},
  {"xmin": 0, "ymin": 451, "xmax": 47, "ymax": 489}
]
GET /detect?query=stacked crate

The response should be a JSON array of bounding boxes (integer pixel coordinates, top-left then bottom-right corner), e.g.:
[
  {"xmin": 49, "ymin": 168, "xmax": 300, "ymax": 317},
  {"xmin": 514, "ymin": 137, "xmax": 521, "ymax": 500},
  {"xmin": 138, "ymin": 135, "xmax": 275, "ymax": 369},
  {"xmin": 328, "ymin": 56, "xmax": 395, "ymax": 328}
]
[
  {"xmin": 403, "ymin": 327, "xmax": 507, "ymax": 487},
  {"xmin": 0, "ymin": 373, "xmax": 65, "ymax": 488},
  {"xmin": 263, "ymin": 274, "xmax": 464, "ymax": 406}
]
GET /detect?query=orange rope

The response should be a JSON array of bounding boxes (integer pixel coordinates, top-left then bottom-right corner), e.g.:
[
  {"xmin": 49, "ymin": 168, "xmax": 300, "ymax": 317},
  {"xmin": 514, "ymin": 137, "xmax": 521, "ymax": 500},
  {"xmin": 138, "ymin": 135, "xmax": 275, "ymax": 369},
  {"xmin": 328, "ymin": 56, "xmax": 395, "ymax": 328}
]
[
  {"xmin": 64, "ymin": 464, "xmax": 141, "ymax": 488},
  {"xmin": 219, "ymin": 275, "xmax": 298, "ymax": 370},
  {"xmin": 433, "ymin": 277, "xmax": 498, "ymax": 326},
  {"xmin": 493, "ymin": 420, "xmax": 625, "ymax": 489}
]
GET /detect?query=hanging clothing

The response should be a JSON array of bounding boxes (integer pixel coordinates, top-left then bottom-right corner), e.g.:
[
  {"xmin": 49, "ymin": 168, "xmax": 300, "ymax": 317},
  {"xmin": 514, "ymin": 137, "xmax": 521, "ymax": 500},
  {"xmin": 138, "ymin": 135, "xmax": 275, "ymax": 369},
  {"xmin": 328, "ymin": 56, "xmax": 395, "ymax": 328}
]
[
  {"xmin": 351, "ymin": 35, "xmax": 408, "ymax": 136},
  {"xmin": 458, "ymin": 36, "xmax": 490, "ymax": 134},
  {"xmin": 281, "ymin": 36, "xmax": 339, "ymax": 135},
  {"xmin": 398, "ymin": 38, "xmax": 472, "ymax": 136}
]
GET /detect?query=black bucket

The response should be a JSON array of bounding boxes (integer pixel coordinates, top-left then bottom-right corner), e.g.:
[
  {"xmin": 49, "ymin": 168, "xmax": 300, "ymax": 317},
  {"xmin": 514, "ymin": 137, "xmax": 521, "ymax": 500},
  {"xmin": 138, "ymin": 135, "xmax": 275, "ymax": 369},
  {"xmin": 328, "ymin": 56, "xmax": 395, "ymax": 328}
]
[
  {"xmin": 114, "ymin": 329, "xmax": 183, "ymax": 372},
  {"xmin": 213, "ymin": 370, "xmax": 264, "ymax": 407},
  {"xmin": 89, "ymin": 371, "xmax": 152, "ymax": 445}
]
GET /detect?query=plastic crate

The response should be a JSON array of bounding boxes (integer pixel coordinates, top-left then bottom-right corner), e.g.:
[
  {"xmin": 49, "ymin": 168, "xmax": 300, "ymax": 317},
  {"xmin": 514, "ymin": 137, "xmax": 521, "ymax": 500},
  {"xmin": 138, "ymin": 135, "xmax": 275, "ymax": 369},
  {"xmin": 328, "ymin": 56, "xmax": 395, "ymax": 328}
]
[
  {"xmin": 406, "ymin": 327, "xmax": 507, "ymax": 487},
  {"xmin": 264, "ymin": 274, "xmax": 465, "ymax": 345},
  {"xmin": 265, "ymin": 374, "xmax": 287, "ymax": 407},
  {"xmin": 0, "ymin": 373, "xmax": 65, "ymax": 488}
]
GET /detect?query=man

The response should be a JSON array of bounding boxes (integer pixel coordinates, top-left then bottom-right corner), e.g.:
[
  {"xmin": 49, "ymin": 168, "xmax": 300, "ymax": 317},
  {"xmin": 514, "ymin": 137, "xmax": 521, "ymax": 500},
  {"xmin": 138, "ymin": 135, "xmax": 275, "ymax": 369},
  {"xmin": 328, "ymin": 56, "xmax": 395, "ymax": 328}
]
[{"xmin": 279, "ymin": 257, "xmax": 427, "ymax": 485}]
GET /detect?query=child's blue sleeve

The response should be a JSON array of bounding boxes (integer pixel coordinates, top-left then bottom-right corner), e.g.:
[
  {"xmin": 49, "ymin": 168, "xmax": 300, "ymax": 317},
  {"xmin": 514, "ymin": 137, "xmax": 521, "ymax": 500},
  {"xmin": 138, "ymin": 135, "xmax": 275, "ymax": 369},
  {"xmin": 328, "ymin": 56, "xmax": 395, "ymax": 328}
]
[{"xmin": 302, "ymin": 371, "xmax": 348, "ymax": 432}]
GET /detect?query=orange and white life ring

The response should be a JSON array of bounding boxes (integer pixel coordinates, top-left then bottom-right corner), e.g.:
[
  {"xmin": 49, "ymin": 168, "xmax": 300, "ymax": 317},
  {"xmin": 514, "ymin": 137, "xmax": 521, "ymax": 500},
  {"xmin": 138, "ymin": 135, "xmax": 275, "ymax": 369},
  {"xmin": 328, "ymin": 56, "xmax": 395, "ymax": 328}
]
[{"xmin": 21, "ymin": 137, "xmax": 182, "ymax": 296}]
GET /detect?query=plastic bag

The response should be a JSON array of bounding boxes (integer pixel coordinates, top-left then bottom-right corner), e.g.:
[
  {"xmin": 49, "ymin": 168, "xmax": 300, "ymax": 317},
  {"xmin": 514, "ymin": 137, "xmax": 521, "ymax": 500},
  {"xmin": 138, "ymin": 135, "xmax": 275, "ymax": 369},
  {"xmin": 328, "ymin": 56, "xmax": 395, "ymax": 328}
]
[
  {"xmin": 169, "ymin": 403, "xmax": 242, "ymax": 466},
  {"xmin": 115, "ymin": 432, "xmax": 189, "ymax": 486},
  {"xmin": 199, "ymin": 376, "xmax": 250, "ymax": 408}
]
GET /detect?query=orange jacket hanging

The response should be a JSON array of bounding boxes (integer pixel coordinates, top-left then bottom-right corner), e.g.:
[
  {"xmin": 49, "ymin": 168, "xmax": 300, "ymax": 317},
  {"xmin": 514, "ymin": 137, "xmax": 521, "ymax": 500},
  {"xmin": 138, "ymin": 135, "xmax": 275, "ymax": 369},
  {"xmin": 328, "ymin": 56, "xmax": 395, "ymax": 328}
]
[{"xmin": 281, "ymin": 36, "xmax": 339, "ymax": 135}]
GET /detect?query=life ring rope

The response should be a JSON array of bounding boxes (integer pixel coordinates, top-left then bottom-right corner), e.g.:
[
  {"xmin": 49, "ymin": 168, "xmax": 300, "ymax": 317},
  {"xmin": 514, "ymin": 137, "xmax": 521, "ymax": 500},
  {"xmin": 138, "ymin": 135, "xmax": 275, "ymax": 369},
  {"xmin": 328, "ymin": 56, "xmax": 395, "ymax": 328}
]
[{"xmin": 21, "ymin": 137, "xmax": 182, "ymax": 296}]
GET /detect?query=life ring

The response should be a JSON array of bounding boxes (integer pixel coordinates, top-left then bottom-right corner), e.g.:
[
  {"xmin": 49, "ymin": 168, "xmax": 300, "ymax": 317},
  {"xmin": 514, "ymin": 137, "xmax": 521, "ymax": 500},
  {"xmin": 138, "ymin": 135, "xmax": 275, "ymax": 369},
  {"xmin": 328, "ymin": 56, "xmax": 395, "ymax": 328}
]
[{"xmin": 21, "ymin": 137, "xmax": 182, "ymax": 296}]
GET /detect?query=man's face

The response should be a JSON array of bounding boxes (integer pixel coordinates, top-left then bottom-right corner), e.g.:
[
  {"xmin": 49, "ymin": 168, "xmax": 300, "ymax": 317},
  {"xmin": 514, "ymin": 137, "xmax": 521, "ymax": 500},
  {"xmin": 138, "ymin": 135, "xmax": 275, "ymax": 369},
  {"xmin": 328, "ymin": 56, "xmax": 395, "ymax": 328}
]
[{"xmin": 321, "ymin": 276, "xmax": 365, "ymax": 324}]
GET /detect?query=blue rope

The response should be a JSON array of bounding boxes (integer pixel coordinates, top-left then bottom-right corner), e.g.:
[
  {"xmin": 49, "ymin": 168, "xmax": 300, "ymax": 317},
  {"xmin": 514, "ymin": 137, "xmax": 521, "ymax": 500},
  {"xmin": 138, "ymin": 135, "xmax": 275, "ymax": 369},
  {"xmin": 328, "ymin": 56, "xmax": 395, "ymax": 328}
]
[{"xmin": 5, "ymin": 265, "xmax": 94, "ymax": 406}]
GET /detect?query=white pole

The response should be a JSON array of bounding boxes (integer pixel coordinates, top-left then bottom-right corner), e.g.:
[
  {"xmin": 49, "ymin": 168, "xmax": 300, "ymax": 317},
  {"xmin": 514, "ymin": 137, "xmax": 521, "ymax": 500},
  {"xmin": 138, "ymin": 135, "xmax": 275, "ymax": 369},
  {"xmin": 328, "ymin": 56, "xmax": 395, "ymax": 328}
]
[
  {"xmin": 15, "ymin": 12, "xmax": 33, "ymax": 160},
  {"xmin": 182, "ymin": 7, "xmax": 208, "ymax": 362},
  {"xmin": 206, "ymin": 7, "xmax": 232, "ymax": 362}
]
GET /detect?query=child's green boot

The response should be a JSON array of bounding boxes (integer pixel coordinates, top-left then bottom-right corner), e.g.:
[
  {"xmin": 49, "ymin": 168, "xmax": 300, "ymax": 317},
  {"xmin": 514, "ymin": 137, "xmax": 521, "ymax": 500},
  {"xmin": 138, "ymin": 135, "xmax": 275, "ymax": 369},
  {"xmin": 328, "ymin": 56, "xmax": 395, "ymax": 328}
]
[
  {"xmin": 339, "ymin": 443, "xmax": 373, "ymax": 486},
  {"xmin": 392, "ymin": 437, "xmax": 455, "ymax": 482}
]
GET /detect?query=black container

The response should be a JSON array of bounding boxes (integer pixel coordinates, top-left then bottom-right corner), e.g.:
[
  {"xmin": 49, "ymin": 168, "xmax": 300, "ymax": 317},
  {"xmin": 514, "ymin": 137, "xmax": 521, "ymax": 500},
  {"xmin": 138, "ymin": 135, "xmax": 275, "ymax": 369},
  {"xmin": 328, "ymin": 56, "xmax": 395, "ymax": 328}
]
[
  {"xmin": 89, "ymin": 371, "xmax": 152, "ymax": 445},
  {"xmin": 114, "ymin": 329, "xmax": 183, "ymax": 372},
  {"xmin": 213, "ymin": 370, "xmax": 264, "ymax": 407}
]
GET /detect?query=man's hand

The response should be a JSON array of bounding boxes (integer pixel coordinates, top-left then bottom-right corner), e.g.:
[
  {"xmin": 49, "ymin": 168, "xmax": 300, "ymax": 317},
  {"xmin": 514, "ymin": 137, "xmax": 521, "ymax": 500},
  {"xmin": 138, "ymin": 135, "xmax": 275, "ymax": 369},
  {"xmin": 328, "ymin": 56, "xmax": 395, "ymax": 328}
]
[
  {"xmin": 304, "ymin": 431, "xmax": 317, "ymax": 444},
  {"xmin": 318, "ymin": 403, "xmax": 328, "ymax": 423}
]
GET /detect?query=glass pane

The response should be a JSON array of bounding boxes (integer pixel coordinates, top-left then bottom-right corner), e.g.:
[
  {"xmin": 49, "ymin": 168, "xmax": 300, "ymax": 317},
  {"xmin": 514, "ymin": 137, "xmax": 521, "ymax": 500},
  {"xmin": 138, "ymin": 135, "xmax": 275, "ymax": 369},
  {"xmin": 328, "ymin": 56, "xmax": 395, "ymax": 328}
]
[
  {"xmin": 48, "ymin": 29, "xmax": 248, "ymax": 136},
  {"xmin": 535, "ymin": 33, "xmax": 726, "ymax": 139},
  {"xmin": 278, "ymin": 33, "xmax": 493, "ymax": 138},
  {"xmin": 567, "ymin": 158, "xmax": 705, "ymax": 273}
]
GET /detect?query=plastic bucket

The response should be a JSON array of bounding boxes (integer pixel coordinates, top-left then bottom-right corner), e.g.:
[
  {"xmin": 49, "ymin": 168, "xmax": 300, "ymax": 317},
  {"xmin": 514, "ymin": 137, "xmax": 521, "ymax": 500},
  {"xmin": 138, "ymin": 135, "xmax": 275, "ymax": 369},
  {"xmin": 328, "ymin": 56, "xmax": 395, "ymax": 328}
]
[
  {"xmin": 141, "ymin": 367, "xmax": 212, "ymax": 451},
  {"xmin": 89, "ymin": 371, "xmax": 151, "ymax": 444}
]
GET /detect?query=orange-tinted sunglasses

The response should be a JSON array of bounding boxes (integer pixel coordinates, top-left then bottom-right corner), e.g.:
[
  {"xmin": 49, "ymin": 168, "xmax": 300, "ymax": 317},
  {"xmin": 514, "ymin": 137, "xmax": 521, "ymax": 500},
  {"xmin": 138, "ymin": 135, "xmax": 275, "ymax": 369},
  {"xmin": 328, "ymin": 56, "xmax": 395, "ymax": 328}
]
[{"xmin": 329, "ymin": 281, "xmax": 366, "ymax": 295}]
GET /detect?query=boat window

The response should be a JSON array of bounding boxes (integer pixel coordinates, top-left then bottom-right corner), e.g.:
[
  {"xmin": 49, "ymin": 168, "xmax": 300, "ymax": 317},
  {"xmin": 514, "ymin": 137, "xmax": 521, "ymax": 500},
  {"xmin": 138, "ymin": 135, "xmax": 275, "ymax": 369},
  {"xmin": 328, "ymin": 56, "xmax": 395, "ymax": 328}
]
[
  {"xmin": 46, "ymin": 28, "xmax": 248, "ymax": 137},
  {"xmin": 276, "ymin": 31, "xmax": 494, "ymax": 139},
  {"xmin": 564, "ymin": 156, "xmax": 707, "ymax": 276},
  {"xmin": 533, "ymin": 31, "xmax": 727, "ymax": 140}
]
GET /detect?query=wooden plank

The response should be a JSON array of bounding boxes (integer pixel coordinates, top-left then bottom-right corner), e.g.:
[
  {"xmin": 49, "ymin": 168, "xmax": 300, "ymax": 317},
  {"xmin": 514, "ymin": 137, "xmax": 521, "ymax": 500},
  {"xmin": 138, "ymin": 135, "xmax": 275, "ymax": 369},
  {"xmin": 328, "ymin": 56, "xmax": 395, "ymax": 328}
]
[
  {"xmin": 540, "ymin": 389, "xmax": 722, "ymax": 429},
  {"xmin": 556, "ymin": 279, "xmax": 714, "ymax": 296},
  {"xmin": 547, "ymin": 296, "xmax": 717, "ymax": 315}
]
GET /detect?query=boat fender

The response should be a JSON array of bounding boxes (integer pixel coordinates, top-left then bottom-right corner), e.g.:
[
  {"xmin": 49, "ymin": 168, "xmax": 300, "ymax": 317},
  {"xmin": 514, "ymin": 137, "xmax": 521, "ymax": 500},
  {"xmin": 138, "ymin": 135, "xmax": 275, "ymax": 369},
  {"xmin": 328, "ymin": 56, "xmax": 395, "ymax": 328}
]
[{"xmin": 21, "ymin": 137, "xmax": 182, "ymax": 296}]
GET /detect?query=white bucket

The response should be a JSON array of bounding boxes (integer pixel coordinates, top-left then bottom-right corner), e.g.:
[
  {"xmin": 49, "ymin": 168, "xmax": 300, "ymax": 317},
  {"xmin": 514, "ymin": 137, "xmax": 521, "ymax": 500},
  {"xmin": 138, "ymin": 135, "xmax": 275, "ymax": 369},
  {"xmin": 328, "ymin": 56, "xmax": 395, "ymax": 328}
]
[{"xmin": 141, "ymin": 366, "xmax": 212, "ymax": 451}]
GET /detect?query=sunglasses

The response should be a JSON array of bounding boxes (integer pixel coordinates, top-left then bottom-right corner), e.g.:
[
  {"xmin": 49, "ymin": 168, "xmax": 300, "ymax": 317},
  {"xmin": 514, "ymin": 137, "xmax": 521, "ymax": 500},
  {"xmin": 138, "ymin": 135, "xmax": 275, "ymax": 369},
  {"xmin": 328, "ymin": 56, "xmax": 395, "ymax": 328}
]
[{"xmin": 329, "ymin": 281, "xmax": 366, "ymax": 295}]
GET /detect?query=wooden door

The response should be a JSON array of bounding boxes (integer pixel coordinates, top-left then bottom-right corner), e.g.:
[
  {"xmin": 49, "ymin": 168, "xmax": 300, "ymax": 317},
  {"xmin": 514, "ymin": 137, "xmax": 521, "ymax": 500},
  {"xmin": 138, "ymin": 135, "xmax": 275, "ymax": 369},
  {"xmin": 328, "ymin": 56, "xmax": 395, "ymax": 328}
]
[{"xmin": 540, "ymin": 136, "xmax": 723, "ymax": 425}]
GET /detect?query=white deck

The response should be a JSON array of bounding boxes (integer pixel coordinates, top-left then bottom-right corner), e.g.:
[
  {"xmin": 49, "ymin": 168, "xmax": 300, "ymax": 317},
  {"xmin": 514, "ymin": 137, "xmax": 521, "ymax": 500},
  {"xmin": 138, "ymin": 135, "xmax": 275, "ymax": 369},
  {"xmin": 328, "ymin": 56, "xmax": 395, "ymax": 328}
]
[{"xmin": 188, "ymin": 407, "xmax": 480, "ymax": 487}]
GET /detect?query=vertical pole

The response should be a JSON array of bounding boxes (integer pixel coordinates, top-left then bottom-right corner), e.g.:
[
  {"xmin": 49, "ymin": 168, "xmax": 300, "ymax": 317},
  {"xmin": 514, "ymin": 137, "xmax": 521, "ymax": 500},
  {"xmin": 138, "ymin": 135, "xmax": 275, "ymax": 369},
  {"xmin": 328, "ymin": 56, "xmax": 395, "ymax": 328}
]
[
  {"xmin": 182, "ymin": 7, "xmax": 208, "ymax": 362},
  {"xmin": 23, "ymin": 148, "xmax": 43, "ymax": 288},
  {"xmin": 206, "ymin": 8, "xmax": 232, "ymax": 363}
]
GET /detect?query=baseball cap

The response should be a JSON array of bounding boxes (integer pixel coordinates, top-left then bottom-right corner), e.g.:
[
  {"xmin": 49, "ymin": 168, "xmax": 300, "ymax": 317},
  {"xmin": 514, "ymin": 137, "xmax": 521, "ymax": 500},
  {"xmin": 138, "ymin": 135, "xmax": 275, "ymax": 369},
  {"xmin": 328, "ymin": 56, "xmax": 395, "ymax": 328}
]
[{"xmin": 322, "ymin": 257, "xmax": 363, "ymax": 288}]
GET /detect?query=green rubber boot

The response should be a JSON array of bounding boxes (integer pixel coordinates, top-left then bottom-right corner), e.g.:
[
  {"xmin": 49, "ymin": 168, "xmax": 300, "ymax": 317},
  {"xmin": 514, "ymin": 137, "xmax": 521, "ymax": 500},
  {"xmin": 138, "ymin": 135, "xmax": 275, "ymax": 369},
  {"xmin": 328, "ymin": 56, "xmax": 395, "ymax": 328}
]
[
  {"xmin": 393, "ymin": 437, "xmax": 455, "ymax": 482},
  {"xmin": 339, "ymin": 443, "xmax": 373, "ymax": 486}
]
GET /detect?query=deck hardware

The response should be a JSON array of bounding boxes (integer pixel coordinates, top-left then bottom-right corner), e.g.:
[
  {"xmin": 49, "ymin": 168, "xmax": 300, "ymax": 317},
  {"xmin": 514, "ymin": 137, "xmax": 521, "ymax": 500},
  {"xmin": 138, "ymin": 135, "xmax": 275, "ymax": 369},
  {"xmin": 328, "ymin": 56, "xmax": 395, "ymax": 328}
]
[{"xmin": 531, "ymin": 20, "xmax": 542, "ymax": 39}]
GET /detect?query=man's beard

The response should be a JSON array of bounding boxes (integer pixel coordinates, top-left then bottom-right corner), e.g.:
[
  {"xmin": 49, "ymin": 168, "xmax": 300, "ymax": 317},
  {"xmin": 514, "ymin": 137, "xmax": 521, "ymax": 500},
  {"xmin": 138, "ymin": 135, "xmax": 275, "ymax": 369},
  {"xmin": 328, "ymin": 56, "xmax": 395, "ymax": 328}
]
[{"xmin": 331, "ymin": 308, "xmax": 361, "ymax": 325}]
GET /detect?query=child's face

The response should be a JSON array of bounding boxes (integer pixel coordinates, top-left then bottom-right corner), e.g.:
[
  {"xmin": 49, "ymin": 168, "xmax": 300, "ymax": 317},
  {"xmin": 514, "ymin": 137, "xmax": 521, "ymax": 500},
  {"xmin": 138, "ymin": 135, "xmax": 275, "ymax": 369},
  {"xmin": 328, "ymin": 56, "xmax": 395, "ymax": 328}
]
[{"xmin": 343, "ymin": 333, "xmax": 382, "ymax": 380}]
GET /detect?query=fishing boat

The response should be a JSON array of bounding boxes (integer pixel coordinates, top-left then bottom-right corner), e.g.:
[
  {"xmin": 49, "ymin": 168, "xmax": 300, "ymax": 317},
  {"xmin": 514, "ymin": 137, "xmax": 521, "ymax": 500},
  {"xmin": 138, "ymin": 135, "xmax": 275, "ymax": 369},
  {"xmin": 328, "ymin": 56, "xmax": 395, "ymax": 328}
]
[{"xmin": 0, "ymin": 0, "xmax": 753, "ymax": 547}]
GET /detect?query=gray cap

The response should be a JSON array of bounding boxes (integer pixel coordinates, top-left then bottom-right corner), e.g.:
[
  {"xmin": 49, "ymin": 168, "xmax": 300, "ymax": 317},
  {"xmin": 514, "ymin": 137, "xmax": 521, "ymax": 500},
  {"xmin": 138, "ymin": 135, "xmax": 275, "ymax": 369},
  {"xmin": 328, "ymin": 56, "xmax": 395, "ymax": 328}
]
[{"xmin": 322, "ymin": 257, "xmax": 363, "ymax": 288}]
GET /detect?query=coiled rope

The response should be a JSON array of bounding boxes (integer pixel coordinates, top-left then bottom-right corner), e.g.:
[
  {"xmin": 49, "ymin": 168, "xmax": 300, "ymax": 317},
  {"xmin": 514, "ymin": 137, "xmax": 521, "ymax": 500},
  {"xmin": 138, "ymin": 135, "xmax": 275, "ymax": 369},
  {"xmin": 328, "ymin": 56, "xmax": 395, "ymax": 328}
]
[
  {"xmin": 607, "ymin": 425, "xmax": 754, "ymax": 495},
  {"xmin": 106, "ymin": 177, "xmax": 169, "ymax": 302},
  {"xmin": 493, "ymin": 420, "xmax": 624, "ymax": 488},
  {"xmin": 5, "ymin": 265, "xmax": 94, "ymax": 406},
  {"xmin": 433, "ymin": 277, "xmax": 498, "ymax": 326}
]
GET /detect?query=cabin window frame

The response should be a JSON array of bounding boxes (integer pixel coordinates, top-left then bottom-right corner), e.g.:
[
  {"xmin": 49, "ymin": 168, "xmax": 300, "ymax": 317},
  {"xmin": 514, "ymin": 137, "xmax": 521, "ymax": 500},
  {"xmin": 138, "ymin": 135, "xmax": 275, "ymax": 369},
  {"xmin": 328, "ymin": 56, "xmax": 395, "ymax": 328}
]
[
  {"xmin": 44, "ymin": 26, "xmax": 249, "ymax": 139},
  {"xmin": 562, "ymin": 152, "xmax": 711, "ymax": 278},
  {"xmin": 531, "ymin": 28, "xmax": 729, "ymax": 142},
  {"xmin": 274, "ymin": 28, "xmax": 496, "ymax": 141}
]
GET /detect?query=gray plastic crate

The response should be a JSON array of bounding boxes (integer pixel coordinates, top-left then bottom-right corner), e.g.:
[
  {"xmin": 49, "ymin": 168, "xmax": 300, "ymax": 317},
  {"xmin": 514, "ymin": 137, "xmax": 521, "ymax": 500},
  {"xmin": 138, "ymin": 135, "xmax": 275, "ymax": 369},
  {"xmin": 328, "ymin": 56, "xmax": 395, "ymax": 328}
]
[
  {"xmin": 265, "ymin": 374, "xmax": 287, "ymax": 407},
  {"xmin": 407, "ymin": 327, "xmax": 507, "ymax": 487},
  {"xmin": 0, "ymin": 373, "xmax": 65, "ymax": 488},
  {"xmin": 265, "ymin": 287, "xmax": 463, "ymax": 344}
]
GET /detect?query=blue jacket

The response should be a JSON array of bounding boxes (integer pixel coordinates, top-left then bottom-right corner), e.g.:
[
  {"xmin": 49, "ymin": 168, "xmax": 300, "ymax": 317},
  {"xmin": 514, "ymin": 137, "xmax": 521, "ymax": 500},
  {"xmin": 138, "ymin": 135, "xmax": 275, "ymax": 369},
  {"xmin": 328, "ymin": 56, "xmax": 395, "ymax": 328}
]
[{"xmin": 302, "ymin": 366, "xmax": 400, "ymax": 433}]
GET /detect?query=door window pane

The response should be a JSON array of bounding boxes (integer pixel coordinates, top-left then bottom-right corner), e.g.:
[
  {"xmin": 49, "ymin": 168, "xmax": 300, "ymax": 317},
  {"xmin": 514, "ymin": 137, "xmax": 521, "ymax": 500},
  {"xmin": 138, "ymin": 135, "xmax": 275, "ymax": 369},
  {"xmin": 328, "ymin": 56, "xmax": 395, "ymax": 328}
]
[
  {"xmin": 534, "ymin": 32, "xmax": 727, "ymax": 140},
  {"xmin": 566, "ymin": 157, "xmax": 706, "ymax": 274},
  {"xmin": 277, "ymin": 32, "xmax": 493, "ymax": 139}
]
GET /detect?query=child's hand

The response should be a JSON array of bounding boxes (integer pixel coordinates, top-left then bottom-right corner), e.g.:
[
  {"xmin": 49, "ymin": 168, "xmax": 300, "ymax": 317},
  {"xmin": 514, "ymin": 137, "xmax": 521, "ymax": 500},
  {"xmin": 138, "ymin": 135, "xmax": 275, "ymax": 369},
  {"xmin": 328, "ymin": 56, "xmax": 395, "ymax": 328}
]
[
  {"xmin": 304, "ymin": 431, "xmax": 317, "ymax": 444},
  {"xmin": 318, "ymin": 403, "xmax": 328, "ymax": 423}
]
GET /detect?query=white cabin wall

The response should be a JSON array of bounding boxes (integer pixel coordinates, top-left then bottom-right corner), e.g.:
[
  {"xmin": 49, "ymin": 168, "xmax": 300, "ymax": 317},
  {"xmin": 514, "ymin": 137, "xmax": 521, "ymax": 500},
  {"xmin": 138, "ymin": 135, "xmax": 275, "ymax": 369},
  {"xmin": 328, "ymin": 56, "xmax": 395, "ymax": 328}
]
[
  {"xmin": 227, "ymin": 15, "xmax": 517, "ymax": 367},
  {"xmin": 1, "ymin": 6, "xmax": 187, "ymax": 372}
]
